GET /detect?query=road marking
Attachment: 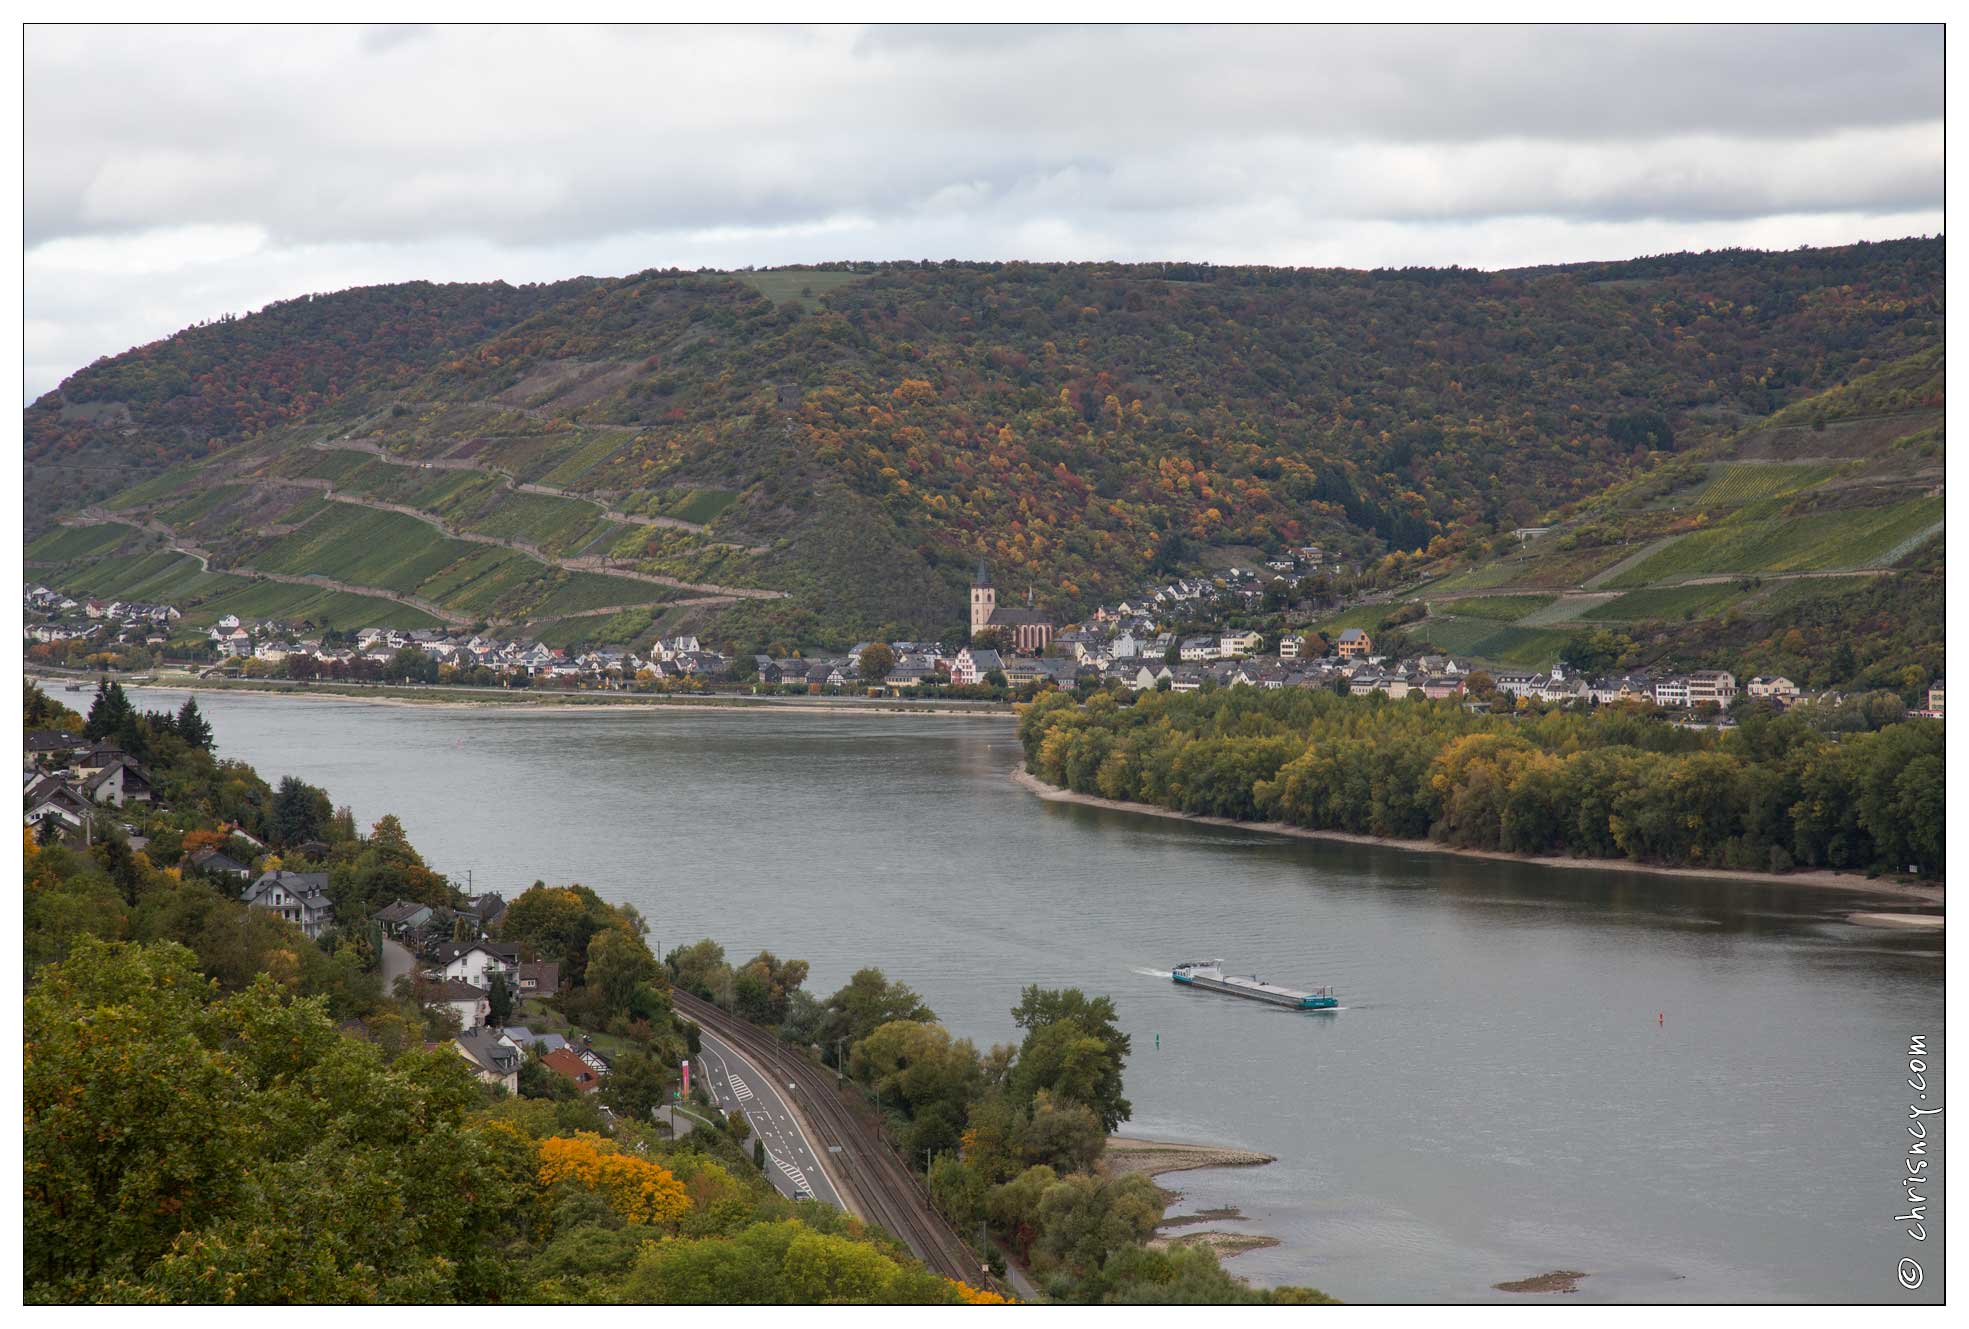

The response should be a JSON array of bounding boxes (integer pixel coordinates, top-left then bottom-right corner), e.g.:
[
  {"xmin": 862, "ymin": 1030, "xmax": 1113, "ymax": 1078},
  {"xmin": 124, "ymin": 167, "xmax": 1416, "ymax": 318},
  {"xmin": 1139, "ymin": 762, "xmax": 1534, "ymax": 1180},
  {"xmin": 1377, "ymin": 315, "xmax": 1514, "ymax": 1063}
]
[
  {"xmin": 775, "ymin": 1155, "xmax": 813, "ymax": 1193},
  {"xmin": 698, "ymin": 1030, "xmax": 842, "ymax": 1209},
  {"xmin": 729, "ymin": 1074, "xmax": 755, "ymax": 1103}
]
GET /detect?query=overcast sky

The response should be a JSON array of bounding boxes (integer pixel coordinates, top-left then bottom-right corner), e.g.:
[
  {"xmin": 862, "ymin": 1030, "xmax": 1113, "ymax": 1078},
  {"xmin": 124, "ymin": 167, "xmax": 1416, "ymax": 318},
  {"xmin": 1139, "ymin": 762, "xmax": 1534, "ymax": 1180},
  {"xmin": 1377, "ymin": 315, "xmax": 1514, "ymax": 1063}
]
[{"xmin": 24, "ymin": 23, "xmax": 1944, "ymax": 398}]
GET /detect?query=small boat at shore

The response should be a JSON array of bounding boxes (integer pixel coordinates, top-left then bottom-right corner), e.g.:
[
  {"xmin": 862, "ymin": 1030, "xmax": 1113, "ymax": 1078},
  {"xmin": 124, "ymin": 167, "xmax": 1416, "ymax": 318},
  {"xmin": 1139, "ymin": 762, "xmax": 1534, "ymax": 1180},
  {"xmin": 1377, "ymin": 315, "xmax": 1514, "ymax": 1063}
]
[{"xmin": 1172, "ymin": 959, "xmax": 1337, "ymax": 1010}]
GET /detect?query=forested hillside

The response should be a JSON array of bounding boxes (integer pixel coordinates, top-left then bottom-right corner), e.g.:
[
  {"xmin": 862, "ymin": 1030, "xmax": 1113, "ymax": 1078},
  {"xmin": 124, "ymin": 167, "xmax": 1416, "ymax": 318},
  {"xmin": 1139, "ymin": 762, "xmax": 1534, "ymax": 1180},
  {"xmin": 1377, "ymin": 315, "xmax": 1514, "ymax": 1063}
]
[
  {"xmin": 25, "ymin": 239, "xmax": 1943, "ymax": 649},
  {"xmin": 24, "ymin": 681, "xmax": 1321, "ymax": 1304},
  {"xmin": 24, "ymin": 278, "xmax": 599, "ymax": 528},
  {"xmin": 1395, "ymin": 343, "xmax": 1944, "ymax": 689}
]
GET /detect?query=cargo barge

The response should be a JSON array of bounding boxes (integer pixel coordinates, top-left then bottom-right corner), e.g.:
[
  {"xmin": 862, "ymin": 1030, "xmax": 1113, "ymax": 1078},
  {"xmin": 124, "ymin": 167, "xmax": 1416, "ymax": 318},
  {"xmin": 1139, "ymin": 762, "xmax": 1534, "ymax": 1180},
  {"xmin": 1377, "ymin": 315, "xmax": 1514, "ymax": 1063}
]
[{"xmin": 1171, "ymin": 959, "xmax": 1337, "ymax": 1010}]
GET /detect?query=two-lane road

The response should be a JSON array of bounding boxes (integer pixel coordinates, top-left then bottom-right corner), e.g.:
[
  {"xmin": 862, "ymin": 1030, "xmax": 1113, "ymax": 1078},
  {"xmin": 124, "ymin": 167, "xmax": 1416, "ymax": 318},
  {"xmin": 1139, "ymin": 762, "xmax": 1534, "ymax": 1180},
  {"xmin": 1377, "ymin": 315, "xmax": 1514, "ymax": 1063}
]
[{"xmin": 693, "ymin": 1031, "xmax": 846, "ymax": 1210}]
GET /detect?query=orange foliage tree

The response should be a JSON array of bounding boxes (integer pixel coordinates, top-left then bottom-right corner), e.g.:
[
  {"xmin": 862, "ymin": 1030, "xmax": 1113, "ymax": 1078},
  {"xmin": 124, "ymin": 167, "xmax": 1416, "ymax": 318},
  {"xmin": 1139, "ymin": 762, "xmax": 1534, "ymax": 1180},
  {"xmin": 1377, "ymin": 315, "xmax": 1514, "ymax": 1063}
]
[{"xmin": 537, "ymin": 1132, "xmax": 690, "ymax": 1226}]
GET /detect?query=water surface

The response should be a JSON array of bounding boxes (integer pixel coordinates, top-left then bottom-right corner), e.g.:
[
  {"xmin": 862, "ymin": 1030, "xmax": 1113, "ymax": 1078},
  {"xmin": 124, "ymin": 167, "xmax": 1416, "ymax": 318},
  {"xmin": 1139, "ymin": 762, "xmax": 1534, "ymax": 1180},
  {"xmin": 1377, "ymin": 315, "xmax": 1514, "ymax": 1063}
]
[{"xmin": 127, "ymin": 687, "xmax": 1945, "ymax": 1303}]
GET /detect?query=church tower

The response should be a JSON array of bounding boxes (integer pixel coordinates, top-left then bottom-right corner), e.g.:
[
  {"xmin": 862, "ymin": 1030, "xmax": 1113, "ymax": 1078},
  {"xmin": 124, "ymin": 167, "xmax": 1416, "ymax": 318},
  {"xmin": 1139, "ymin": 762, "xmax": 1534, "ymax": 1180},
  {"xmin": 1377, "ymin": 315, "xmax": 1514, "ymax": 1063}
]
[{"xmin": 970, "ymin": 558, "xmax": 996, "ymax": 638}]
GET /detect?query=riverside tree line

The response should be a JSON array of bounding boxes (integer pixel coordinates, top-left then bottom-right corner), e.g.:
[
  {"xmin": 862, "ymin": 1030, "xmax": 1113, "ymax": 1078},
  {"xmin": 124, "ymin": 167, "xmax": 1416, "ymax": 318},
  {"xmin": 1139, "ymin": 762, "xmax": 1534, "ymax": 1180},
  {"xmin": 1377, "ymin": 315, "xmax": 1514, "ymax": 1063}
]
[{"xmin": 1018, "ymin": 687, "xmax": 1943, "ymax": 877}]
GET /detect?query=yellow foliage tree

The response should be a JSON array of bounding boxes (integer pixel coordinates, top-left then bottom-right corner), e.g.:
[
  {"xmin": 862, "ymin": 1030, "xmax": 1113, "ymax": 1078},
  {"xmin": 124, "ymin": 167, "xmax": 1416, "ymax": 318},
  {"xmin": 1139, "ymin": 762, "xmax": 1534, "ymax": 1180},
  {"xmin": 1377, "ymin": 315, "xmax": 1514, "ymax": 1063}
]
[
  {"xmin": 949, "ymin": 1280, "xmax": 1016, "ymax": 1304},
  {"xmin": 537, "ymin": 1132, "xmax": 690, "ymax": 1226}
]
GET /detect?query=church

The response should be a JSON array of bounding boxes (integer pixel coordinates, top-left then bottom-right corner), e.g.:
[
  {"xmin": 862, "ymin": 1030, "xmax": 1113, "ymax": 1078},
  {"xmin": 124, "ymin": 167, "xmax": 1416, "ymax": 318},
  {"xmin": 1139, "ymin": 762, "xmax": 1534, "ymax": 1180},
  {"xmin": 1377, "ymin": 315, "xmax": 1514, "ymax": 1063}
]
[{"xmin": 969, "ymin": 560, "xmax": 1054, "ymax": 654}]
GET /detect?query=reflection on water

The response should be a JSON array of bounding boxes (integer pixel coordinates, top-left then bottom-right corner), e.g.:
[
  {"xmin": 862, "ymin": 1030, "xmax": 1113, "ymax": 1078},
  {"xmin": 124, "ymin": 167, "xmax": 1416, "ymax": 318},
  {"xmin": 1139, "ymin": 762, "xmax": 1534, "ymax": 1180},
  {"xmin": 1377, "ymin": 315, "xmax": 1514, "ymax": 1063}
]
[{"xmin": 127, "ymin": 689, "xmax": 1943, "ymax": 1303}]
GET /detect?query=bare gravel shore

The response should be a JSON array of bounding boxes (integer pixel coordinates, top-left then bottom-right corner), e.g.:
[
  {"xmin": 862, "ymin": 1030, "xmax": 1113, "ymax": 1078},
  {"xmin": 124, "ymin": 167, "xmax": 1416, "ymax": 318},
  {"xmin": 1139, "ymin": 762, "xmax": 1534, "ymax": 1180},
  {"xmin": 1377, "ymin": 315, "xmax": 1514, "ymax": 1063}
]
[
  {"xmin": 1103, "ymin": 1135, "xmax": 1277, "ymax": 1180},
  {"xmin": 1150, "ymin": 1230, "xmax": 1282, "ymax": 1259}
]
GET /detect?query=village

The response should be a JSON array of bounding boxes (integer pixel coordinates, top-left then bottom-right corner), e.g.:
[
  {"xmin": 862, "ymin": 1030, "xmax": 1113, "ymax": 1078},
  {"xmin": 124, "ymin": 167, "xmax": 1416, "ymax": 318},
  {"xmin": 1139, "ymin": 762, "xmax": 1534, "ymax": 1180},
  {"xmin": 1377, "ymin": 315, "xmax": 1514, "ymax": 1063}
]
[
  {"xmin": 23, "ymin": 716, "xmax": 617, "ymax": 1104},
  {"xmin": 24, "ymin": 552, "xmax": 1943, "ymax": 720}
]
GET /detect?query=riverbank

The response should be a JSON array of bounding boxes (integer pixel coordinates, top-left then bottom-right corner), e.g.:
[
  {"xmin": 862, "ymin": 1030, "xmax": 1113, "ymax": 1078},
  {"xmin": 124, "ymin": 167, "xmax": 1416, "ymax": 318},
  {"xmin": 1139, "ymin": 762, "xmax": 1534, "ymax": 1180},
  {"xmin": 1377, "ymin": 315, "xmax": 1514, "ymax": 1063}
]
[
  {"xmin": 1105, "ymin": 1137, "xmax": 1282, "ymax": 1265},
  {"xmin": 1103, "ymin": 1136, "xmax": 1277, "ymax": 1182},
  {"xmin": 1013, "ymin": 768, "xmax": 1945, "ymax": 907},
  {"xmin": 31, "ymin": 668, "xmax": 1018, "ymax": 720}
]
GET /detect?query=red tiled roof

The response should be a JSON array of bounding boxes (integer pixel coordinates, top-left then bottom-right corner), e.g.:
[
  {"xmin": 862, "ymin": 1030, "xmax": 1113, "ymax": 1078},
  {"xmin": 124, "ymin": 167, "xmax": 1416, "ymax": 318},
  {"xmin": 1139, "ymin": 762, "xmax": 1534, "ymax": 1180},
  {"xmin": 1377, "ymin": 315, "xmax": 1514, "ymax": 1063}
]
[{"xmin": 542, "ymin": 1047, "xmax": 603, "ymax": 1093}]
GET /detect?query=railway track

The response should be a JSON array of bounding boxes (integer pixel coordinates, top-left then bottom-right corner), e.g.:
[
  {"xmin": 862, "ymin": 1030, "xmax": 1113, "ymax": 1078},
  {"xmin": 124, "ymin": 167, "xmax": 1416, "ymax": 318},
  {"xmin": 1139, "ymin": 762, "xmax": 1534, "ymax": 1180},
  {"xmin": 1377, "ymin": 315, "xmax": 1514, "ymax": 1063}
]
[{"xmin": 672, "ymin": 991, "xmax": 988, "ymax": 1289}]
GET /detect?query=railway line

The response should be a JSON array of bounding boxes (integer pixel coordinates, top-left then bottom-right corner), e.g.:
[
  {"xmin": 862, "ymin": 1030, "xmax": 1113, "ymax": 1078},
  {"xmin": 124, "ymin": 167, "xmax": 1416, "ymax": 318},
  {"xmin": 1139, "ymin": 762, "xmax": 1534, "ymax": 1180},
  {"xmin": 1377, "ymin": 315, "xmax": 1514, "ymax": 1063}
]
[{"xmin": 671, "ymin": 990, "xmax": 989, "ymax": 1289}]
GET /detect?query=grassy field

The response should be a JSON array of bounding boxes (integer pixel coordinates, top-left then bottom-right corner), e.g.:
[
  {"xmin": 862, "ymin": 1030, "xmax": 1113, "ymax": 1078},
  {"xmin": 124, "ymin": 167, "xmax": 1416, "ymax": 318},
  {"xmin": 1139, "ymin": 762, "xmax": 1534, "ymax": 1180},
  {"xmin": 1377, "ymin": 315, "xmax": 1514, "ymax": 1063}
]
[
  {"xmin": 735, "ymin": 269, "xmax": 868, "ymax": 310},
  {"xmin": 1608, "ymin": 496, "xmax": 1942, "ymax": 587},
  {"xmin": 1427, "ymin": 593, "xmax": 1555, "ymax": 622}
]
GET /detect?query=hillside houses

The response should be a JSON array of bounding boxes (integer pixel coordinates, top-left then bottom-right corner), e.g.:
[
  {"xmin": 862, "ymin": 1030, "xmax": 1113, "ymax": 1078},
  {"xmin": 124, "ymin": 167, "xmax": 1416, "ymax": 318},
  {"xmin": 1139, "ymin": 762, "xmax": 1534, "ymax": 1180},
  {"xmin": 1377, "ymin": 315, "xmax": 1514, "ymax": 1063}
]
[
  {"xmin": 453, "ymin": 1026, "xmax": 520, "ymax": 1093},
  {"xmin": 949, "ymin": 646, "xmax": 1003, "ymax": 687},
  {"xmin": 240, "ymin": 870, "xmax": 337, "ymax": 940},
  {"xmin": 432, "ymin": 940, "xmax": 522, "ymax": 989},
  {"xmin": 23, "ymin": 739, "xmax": 157, "ymax": 839}
]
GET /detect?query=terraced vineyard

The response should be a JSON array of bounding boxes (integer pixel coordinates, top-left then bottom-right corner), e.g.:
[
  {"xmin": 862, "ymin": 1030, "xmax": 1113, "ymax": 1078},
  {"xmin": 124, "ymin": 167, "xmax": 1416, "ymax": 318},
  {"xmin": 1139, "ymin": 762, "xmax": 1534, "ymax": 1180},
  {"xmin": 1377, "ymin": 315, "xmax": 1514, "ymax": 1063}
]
[
  {"xmin": 1606, "ymin": 495, "xmax": 1942, "ymax": 587},
  {"xmin": 1406, "ymin": 620, "xmax": 1582, "ymax": 667},
  {"xmin": 28, "ymin": 248, "xmax": 1943, "ymax": 655},
  {"xmin": 1377, "ymin": 350, "xmax": 1945, "ymax": 678},
  {"xmin": 226, "ymin": 504, "xmax": 686, "ymax": 620},
  {"xmin": 1590, "ymin": 581, "xmax": 1763, "ymax": 622},
  {"xmin": 1692, "ymin": 462, "xmax": 1835, "ymax": 507},
  {"xmin": 1427, "ymin": 593, "xmax": 1557, "ymax": 620},
  {"xmin": 25, "ymin": 523, "xmax": 442, "ymax": 630}
]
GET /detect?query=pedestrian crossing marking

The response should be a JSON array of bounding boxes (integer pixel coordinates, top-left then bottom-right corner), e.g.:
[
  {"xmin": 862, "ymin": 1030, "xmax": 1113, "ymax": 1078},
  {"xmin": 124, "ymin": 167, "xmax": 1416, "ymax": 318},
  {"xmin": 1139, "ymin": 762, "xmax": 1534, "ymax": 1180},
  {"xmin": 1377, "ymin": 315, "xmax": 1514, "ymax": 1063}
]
[{"xmin": 774, "ymin": 1155, "xmax": 813, "ymax": 1195}]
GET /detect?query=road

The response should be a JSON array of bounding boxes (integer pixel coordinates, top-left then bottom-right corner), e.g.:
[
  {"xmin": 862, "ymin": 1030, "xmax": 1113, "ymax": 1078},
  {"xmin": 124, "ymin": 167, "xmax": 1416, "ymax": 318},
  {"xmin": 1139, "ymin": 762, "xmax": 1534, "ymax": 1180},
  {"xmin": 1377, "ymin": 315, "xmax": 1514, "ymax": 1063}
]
[
  {"xmin": 673, "ymin": 991, "xmax": 992, "ymax": 1290},
  {"xmin": 46, "ymin": 666, "xmax": 1014, "ymax": 716},
  {"xmin": 379, "ymin": 936, "xmax": 417, "ymax": 993},
  {"xmin": 694, "ymin": 1030, "xmax": 845, "ymax": 1210}
]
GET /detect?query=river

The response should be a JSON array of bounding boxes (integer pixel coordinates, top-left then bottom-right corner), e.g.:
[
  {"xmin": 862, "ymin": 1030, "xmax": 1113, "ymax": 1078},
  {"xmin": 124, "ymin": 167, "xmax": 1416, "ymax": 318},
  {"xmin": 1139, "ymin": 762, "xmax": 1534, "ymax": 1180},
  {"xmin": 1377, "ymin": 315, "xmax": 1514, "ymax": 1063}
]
[{"xmin": 123, "ymin": 686, "xmax": 1945, "ymax": 1303}]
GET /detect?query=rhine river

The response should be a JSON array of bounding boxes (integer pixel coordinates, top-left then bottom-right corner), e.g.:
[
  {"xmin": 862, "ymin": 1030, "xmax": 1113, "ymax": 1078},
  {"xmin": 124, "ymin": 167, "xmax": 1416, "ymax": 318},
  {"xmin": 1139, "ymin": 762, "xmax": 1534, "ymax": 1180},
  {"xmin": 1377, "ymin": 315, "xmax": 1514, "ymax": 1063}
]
[{"xmin": 125, "ymin": 687, "xmax": 1945, "ymax": 1303}]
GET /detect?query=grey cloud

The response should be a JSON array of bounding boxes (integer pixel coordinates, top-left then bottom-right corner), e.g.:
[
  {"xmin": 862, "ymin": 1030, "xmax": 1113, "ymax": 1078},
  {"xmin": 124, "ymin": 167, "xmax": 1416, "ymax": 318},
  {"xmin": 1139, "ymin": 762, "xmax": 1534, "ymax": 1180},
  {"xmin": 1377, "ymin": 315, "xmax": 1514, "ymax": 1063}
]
[{"xmin": 22, "ymin": 23, "xmax": 1944, "ymax": 395}]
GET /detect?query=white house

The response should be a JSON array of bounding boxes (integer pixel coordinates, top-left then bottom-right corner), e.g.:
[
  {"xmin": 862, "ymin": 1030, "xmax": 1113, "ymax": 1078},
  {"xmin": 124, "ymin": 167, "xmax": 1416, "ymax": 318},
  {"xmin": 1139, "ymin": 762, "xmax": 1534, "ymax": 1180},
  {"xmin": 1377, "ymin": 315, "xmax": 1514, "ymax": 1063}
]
[
  {"xmin": 1219, "ymin": 629, "xmax": 1264, "ymax": 658},
  {"xmin": 1687, "ymin": 671, "xmax": 1738, "ymax": 708},
  {"xmin": 432, "ymin": 980, "xmax": 493, "ymax": 1033},
  {"xmin": 1653, "ymin": 676, "xmax": 1692, "ymax": 708},
  {"xmin": 950, "ymin": 647, "xmax": 1003, "ymax": 687},
  {"xmin": 432, "ymin": 941, "xmax": 521, "ymax": 989}
]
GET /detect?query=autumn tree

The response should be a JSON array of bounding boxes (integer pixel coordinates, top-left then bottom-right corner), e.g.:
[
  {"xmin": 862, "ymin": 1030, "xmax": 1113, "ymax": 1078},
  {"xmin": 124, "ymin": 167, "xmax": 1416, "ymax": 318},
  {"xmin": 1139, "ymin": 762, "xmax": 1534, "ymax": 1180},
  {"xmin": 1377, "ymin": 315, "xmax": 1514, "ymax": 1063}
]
[
  {"xmin": 858, "ymin": 642, "xmax": 896, "ymax": 681},
  {"xmin": 26, "ymin": 937, "xmax": 533, "ymax": 1302},
  {"xmin": 537, "ymin": 1132, "xmax": 690, "ymax": 1226}
]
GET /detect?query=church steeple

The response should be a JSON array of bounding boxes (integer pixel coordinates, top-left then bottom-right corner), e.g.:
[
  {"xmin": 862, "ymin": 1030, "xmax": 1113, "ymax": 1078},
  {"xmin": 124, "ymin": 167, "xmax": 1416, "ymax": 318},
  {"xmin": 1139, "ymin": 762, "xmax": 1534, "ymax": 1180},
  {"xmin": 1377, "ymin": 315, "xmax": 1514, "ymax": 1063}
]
[{"xmin": 969, "ymin": 557, "xmax": 996, "ymax": 637}]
